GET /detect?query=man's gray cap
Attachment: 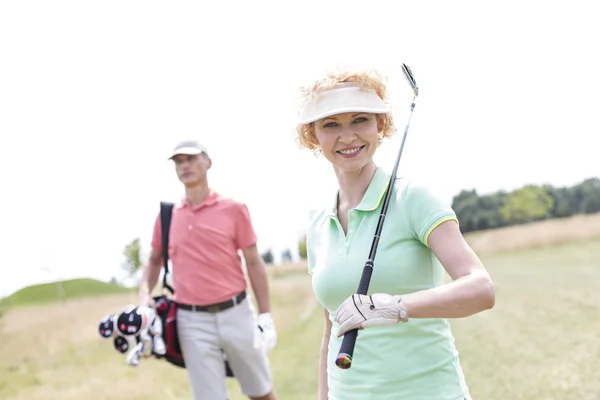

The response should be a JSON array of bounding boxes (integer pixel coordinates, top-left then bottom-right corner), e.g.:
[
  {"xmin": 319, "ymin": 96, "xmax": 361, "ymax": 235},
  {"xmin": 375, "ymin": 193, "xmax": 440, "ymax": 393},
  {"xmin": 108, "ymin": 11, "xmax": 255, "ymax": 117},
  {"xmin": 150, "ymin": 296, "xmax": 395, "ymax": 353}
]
[{"xmin": 168, "ymin": 140, "xmax": 209, "ymax": 160}]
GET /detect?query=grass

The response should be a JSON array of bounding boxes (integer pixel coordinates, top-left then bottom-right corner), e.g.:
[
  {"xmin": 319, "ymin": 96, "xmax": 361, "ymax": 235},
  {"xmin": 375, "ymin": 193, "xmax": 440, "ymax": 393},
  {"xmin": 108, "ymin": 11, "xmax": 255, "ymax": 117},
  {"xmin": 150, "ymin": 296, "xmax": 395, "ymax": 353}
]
[
  {"xmin": 1, "ymin": 214, "xmax": 600, "ymax": 399},
  {"xmin": 463, "ymin": 211, "xmax": 600, "ymax": 255},
  {"xmin": 449, "ymin": 237, "xmax": 600, "ymax": 399}
]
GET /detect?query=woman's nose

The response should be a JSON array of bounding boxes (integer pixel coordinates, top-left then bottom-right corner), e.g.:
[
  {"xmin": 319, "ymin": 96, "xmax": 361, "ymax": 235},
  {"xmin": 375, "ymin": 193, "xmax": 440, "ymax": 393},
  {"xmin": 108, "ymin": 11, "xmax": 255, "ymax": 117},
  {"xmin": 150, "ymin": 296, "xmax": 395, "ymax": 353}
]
[{"xmin": 339, "ymin": 127, "xmax": 357, "ymax": 144}]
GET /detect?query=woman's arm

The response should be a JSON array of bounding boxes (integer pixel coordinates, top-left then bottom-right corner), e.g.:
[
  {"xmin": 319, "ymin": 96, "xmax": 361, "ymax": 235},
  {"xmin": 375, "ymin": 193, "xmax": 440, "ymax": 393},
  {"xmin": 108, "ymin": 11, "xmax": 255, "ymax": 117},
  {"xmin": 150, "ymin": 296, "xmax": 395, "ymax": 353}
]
[
  {"xmin": 334, "ymin": 220, "xmax": 496, "ymax": 338},
  {"xmin": 318, "ymin": 308, "xmax": 332, "ymax": 400},
  {"xmin": 401, "ymin": 220, "xmax": 495, "ymax": 318}
]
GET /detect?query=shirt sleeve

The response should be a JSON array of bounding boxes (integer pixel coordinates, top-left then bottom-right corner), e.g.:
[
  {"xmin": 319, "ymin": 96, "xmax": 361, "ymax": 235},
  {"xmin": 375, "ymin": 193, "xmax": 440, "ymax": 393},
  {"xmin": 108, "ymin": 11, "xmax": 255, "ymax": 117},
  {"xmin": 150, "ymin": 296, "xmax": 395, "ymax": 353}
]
[
  {"xmin": 402, "ymin": 180, "xmax": 458, "ymax": 247},
  {"xmin": 234, "ymin": 203, "xmax": 258, "ymax": 251},
  {"xmin": 150, "ymin": 213, "xmax": 162, "ymax": 252}
]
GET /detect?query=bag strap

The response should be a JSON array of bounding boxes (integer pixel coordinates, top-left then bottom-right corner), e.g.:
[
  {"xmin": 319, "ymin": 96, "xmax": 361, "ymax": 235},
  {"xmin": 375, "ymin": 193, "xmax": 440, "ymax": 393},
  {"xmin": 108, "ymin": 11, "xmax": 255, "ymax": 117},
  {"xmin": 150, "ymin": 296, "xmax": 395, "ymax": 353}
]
[{"xmin": 160, "ymin": 201, "xmax": 175, "ymax": 294}]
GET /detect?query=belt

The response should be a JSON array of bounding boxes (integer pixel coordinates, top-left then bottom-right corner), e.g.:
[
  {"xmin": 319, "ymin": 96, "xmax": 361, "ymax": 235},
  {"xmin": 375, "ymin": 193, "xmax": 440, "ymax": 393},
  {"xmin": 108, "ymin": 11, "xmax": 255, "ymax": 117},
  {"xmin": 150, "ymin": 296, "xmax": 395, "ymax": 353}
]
[{"xmin": 176, "ymin": 290, "xmax": 246, "ymax": 313}]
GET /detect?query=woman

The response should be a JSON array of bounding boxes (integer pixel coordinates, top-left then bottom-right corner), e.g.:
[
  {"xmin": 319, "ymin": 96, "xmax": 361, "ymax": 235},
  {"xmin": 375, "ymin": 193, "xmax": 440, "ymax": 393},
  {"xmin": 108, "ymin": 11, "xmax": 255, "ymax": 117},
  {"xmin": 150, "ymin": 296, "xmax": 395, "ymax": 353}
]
[{"xmin": 296, "ymin": 68, "xmax": 495, "ymax": 400}]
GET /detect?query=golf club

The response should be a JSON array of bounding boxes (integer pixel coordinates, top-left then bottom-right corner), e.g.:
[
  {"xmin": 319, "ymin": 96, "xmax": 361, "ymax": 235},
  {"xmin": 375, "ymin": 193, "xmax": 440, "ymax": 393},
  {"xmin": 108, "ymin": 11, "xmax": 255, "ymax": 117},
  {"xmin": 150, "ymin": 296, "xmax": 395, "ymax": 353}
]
[{"xmin": 335, "ymin": 63, "xmax": 420, "ymax": 370}]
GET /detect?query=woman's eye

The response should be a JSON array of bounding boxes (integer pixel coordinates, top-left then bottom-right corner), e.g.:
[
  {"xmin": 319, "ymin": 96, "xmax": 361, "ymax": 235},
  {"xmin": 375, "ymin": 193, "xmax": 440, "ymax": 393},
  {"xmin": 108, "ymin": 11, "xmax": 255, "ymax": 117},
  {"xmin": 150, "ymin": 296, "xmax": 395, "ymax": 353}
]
[
  {"xmin": 354, "ymin": 117, "xmax": 368, "ymax": 123},
  {"xmin": 323, "ymin": 122, "xmax": 337, "ymax": 128}
]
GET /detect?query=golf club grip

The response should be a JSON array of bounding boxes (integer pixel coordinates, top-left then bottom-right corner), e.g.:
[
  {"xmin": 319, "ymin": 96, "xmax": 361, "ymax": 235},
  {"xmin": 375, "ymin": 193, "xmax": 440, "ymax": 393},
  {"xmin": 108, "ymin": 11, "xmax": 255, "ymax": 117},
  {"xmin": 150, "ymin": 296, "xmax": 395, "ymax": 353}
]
[
  {"xmin": 336, "ymin": 328, "xmax": 358, "ymax": 367},
  {"xmin": 335, "ymin": 264, "xmax": 373, "ymax": 369},
  {"xmin": 356, "ymin": 262, "xmax": 374, "ymax": 295}
]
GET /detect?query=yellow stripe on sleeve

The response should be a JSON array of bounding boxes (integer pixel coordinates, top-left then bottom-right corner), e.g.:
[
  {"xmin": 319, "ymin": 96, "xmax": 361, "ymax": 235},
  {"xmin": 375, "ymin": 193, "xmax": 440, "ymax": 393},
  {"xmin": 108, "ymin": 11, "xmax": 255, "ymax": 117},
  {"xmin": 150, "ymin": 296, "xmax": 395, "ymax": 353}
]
[{"xmin": 424, "ymin": 217, "xmax": 459, "ymax": 247}]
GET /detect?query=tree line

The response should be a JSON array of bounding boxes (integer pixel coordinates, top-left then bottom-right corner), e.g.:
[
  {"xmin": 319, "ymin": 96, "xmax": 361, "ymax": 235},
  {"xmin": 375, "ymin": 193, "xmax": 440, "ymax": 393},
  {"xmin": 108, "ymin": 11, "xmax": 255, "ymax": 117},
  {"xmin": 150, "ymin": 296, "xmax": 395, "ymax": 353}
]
[{"xmin": 452, "ymin": 177, "xmax": 600, "ymax": 233}]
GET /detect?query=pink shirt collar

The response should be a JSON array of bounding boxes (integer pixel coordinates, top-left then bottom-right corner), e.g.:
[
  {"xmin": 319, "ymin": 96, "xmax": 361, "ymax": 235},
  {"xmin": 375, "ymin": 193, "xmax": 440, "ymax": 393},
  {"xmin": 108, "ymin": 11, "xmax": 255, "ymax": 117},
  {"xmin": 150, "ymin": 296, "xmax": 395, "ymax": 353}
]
[{"xmin": 176, "ymin": 189, "xmax": 221, "ymax": 210}]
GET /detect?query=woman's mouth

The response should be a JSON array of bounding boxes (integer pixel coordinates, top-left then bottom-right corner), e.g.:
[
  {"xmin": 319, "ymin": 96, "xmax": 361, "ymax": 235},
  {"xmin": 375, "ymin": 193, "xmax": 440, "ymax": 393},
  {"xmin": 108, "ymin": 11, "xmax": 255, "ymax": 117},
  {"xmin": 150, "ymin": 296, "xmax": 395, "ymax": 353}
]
[{"xmin": 336, "ymin": 145, "xmax": 365, "ymax": 158}]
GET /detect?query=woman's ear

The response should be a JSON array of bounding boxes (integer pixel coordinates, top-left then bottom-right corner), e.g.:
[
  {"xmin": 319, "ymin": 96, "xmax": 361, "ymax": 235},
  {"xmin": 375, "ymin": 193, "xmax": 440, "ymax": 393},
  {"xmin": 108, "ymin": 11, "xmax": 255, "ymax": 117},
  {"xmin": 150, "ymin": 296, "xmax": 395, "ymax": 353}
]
[
  {"xmin": 377, "ymin": 114, "xmax": 386, "ymax": 132},
  {"xmin": 305, "ymin": 124, "xmax": 320, "ymax": 147}
]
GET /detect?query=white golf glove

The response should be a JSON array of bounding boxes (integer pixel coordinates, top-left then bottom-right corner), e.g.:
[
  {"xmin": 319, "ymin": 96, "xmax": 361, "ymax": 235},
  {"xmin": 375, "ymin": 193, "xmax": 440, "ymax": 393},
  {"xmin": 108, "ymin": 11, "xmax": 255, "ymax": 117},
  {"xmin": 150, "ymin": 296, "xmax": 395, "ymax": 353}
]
[
  {"xmin": 257, "ymin": 312, "xmax": 277, "ymax": 354},
  {"xmin": 334, "ymin": 293, "xmax": 409, "ymax": 338}
]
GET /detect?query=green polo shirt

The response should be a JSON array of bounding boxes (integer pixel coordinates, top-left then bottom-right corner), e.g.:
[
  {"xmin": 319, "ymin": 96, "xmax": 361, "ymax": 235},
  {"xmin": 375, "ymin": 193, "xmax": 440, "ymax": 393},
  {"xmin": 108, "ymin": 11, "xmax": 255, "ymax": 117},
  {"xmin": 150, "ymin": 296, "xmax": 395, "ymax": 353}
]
[{"xmin": 306, "ymin": 167, "xmax": 471, "ymax": 400}]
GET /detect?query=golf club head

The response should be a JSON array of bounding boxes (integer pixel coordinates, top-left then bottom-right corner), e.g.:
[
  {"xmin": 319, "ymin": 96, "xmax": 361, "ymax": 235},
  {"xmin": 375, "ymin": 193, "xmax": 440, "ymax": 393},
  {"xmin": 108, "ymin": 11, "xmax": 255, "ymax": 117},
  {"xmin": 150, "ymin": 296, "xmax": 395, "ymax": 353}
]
[
  {"xmin": 402, "ymin": 63, "xmax": 419, "ymax": 97},
  {"xmin": 98, "ymin": 314, "xmax": 115, "ymax": 338}
]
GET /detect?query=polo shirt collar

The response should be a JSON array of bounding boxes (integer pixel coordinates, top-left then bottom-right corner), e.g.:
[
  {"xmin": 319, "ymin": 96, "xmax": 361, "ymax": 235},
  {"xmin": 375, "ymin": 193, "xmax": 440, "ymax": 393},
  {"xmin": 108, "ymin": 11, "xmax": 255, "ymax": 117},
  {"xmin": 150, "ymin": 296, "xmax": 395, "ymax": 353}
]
[
  {"xmin": 326, "ymin": 167, "xmax": 390, "ymax": 218},
  {"xmin": 176, "ymin": 189, "xmax": 221, "ymax": 210}
]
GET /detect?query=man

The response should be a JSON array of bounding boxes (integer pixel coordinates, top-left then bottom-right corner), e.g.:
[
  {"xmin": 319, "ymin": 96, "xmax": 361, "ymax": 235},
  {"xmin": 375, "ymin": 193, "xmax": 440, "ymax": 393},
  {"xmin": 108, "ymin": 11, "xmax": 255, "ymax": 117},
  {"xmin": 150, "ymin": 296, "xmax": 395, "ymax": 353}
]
[{"xmin": 138, "ymin": 139, "xmax": 279, "ymax": 400}]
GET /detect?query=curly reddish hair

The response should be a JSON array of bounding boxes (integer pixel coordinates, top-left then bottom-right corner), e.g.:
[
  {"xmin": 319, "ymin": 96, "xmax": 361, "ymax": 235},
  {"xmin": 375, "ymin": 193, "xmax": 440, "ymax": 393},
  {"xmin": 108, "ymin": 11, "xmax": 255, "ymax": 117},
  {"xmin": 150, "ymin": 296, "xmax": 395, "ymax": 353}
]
[{"xmin": 296, "ymin": 67, "xmax": 397, "ymax": 153}]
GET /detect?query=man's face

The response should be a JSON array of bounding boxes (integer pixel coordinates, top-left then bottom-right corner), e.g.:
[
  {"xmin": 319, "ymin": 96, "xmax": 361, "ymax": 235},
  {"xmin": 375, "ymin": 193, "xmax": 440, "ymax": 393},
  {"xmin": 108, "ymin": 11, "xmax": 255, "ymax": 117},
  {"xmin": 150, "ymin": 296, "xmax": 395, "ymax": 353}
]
[{"xmin": 172, "ymin": 153, "xmax": 212, "ymax": 187}]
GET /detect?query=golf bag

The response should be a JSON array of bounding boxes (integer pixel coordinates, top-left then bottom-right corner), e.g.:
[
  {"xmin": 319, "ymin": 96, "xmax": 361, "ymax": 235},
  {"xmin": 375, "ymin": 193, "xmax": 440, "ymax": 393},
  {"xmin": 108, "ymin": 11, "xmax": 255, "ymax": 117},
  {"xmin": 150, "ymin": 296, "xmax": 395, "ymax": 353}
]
[
  {"xmin": 152, "ymin": 293, "xmax": 185, "ymax": 368},
  {"xmin": 154, "ymin": 201, "xmax": 235, "ymax": 378}
]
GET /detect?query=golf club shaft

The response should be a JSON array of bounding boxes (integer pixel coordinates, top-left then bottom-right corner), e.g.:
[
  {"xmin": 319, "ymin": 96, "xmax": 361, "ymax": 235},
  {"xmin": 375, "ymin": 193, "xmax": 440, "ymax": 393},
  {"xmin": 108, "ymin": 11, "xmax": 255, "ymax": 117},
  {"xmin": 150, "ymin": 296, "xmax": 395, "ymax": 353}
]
[{"xmin": 335, "ymin": 64, "xmax": 419, "ymax": 370}]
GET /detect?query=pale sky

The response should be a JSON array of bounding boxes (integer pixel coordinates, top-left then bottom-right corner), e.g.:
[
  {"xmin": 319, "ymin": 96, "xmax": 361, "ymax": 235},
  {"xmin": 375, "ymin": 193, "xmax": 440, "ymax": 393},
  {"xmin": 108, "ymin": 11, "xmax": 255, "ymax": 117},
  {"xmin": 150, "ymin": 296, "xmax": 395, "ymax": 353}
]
[{"xmin": 1, "ymin": 1, "xmax": 598, "ymax": 297}]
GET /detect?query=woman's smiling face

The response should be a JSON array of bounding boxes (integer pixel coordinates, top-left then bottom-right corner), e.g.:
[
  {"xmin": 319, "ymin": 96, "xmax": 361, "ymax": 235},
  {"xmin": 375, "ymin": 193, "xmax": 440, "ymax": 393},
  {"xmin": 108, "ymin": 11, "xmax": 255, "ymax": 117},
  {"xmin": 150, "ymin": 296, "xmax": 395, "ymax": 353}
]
[{"xmin": 313, "ymin": 111, "xmax": 384, "ymax": 173}]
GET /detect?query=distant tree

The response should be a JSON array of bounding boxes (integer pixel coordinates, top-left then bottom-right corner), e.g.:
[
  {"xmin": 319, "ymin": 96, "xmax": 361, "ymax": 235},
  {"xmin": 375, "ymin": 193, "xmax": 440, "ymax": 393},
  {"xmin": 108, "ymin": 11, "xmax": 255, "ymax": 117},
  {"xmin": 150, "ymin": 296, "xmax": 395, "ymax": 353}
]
[
  {"xmin": 576, "ymin": 178, "xmax": 600, "ymax": 214},
  {"xmin": 500, "ymin": 185, "xmax": 554, "ymax": 224},
  {"xmin": 261, "ymin": 249, "xmax": 274, "ymax": 264},
  {"xmin": 109, "ymin": 276, "xmax": 120, "ymax": 286},
  {"xmin": 580, "ymin": 196, "xmax": 600, "ymax": 215},
  {"xmin": 298, "ymin": 235, "xmax": 307, "ymax": 259},
  {"xmin": 122, "ymin": 237, "xmax": 143, "ymax": 276},
  {"xmin": 452, "ymin": 190, "xmax": 508, "ymax": 233},
  {"xmin": 450, "ymin": 176, "xmax": 599, "ymax": 234},
  {"xmin": 543, "ymin": 185, "xmax": 573, "ymax": 219},
  {"xmin": 452, "ymin": 189, "xmax": 480, "ymax": 232},
  {"xmin": 281, "ymin": 248, "xmax": 292, "ymax": 263}
]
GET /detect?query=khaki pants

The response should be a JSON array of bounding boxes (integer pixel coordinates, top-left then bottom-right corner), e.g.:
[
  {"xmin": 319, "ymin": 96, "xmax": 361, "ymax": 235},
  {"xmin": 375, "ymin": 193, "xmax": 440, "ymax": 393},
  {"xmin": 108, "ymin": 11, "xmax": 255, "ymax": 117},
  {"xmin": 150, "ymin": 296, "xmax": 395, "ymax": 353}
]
[{"xmin": 176, "ymin": 297, "xmax": 273, "ymax": 400}]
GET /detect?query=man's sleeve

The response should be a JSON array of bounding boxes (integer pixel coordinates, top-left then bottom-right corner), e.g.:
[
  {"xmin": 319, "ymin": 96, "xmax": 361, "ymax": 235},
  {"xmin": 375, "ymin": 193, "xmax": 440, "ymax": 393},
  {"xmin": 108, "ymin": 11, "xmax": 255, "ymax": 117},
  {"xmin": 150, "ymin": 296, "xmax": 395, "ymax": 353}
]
[
  {"xmin": 234, "ymin": 203, "xmax": 258, "ymax": 251},
  {"xmin": 150, "ymin": 213, "xmax": 162, "ymax": 253},
  {"xmin": 402, "ymin": 181, "xmax": 459, "ymax": 247}
]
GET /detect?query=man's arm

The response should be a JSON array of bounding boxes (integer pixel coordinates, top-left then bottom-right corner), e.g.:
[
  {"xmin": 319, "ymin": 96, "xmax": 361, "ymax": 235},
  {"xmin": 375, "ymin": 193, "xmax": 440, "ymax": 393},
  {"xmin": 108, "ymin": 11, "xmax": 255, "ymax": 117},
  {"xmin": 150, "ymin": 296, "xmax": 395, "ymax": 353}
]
[
  {"xmin": 234, "ymin": 203, "xmax": 270, "ymax": 313},
  {"xmin": 243, "ymin": 243, "xmax": 278, "ymax": 354},
  {"xmin": 242, "ymin": 244, "xmax": 271, "ymax": 314},
  {"xmin": 139, "ymin": 214, "xmax": 164, "ymax": 305},
  {"xmin": 138, "ymin": 248, "xmax": 163, "ymax": 304}
]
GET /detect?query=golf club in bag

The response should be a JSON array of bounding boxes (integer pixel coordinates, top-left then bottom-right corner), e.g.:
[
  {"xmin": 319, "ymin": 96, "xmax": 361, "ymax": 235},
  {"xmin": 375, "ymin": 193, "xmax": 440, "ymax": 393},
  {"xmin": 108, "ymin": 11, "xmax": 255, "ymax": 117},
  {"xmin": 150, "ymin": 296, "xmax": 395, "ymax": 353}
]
[{"xmin": 335, "ymin": 63, "xmax": 420, "ymax": 370}]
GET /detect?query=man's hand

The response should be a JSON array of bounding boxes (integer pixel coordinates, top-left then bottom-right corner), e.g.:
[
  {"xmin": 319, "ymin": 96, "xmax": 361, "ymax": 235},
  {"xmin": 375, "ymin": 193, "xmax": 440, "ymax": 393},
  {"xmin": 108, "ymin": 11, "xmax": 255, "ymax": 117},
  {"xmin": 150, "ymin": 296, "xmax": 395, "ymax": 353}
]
[
  {"xmin": 138, "ymin": 248, "xmax": 163, "ymax": 309},
  {"xmin": 257, "ymin": 312, "xmax": 277, "ymax": 353},
  {"xmin": 139, "ymin": 291, "xmax": 156, "ymax": 309},
  {"xmin": 334, "ymin": 293, "xmax": 408, "ymax": 337}
]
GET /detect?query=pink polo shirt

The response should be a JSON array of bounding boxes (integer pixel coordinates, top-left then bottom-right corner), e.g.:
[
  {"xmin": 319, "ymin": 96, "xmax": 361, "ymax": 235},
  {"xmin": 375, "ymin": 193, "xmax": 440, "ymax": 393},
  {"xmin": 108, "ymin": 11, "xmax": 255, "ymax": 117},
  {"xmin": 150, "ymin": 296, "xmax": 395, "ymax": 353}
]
[{"xmin": 150, "ymin": 190, "xmax": 257, "ymax": 305}]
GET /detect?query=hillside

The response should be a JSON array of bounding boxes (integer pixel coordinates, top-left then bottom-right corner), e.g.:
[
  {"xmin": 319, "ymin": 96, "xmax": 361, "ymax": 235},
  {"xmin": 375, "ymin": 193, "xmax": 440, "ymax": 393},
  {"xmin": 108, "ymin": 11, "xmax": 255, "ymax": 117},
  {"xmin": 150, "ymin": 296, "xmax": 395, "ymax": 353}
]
[{"xmin": 2, "ymin": 278, "xmax": 133, "ymax": 308}]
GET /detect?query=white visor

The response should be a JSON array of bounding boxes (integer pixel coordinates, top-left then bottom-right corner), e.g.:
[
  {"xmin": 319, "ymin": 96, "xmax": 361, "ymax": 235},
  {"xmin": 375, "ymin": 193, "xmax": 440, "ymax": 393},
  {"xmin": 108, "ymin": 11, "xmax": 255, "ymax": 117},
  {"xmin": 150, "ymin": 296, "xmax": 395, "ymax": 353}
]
[{"xmin": 297, "ymin": 82, "xmax": 390, "ymax": 125}]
